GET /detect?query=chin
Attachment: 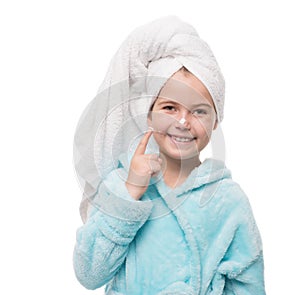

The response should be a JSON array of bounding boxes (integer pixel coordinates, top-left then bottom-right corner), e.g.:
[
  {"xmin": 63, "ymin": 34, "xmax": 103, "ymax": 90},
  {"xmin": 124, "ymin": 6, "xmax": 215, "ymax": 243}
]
[{"xmin": 161, "ymin": 149, "xmax": 201, "ymax": 162}]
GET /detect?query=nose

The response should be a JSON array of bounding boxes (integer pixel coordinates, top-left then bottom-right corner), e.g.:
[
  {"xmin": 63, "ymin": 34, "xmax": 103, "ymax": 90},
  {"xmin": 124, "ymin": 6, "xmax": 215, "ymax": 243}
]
[
  {"xmin": 175, "ymin": 111, "xmax": 191, "ymax": 130},
  {"xmin": 179, "ymin": 118, "xmax": 186, "ymax": 125}
]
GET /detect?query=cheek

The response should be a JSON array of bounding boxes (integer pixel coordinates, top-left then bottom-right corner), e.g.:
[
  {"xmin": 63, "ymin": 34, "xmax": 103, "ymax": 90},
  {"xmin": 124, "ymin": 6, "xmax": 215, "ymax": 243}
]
[
  {"xmin": 150, "ymin": 112, "xmax": 175, "ymax": 133},
  {"xmin": 194, "ymin": 117, "xmax": 215, "ymax": 137}
]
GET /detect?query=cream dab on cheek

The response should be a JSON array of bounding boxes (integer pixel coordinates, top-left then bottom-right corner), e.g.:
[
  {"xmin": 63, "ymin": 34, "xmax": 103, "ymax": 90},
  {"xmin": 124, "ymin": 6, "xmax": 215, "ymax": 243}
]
[
  {"xmin": 152, "ymin": 129, "xmax": 166, "ymax": 135},
  {"xmin": 149, "ymin": 112, "xmax": 173, "ymax": 134},
  {"xmin": 148, "ymin": 126, "xmax": 165, "ymax": 135}
]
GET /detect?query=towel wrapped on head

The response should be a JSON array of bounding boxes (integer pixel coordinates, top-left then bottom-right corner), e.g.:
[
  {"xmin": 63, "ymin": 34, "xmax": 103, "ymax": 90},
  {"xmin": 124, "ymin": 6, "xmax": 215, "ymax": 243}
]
[{"xmin": 73, "ymin": 15, "xmax": 225, "ymax": 222}]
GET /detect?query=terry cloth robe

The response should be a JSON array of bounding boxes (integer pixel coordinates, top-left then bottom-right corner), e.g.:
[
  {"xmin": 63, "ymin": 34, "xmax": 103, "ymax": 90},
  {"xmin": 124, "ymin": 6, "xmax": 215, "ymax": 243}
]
[{"xmin": 73, "ymin": 157, "xmax": 266, "ymax": 295}]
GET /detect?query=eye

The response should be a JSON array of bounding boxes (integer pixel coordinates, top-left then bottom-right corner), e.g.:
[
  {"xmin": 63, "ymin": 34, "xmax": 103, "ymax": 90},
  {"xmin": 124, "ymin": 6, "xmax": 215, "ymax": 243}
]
[
  {"xmin": 162, "ymin": 105, "xmax": 176, "ymax": 112},
  {"xmin": 193, "ymin": 109, "xmax": 207, "ymax": 116}
]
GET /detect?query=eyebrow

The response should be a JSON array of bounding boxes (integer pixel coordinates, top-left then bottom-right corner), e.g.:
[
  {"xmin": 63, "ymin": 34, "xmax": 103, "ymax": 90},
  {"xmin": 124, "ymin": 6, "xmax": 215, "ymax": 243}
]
[
  {"xmin": 156, "ymin": 99, "xmax": 212, "ymax": 108},
  {"xmin": 156, "ymin": 100, "xmax": 177, "ymax": 106},
  {"xmin": 190, "ymin": 103, "xmax": 212, "ymax": 108}
]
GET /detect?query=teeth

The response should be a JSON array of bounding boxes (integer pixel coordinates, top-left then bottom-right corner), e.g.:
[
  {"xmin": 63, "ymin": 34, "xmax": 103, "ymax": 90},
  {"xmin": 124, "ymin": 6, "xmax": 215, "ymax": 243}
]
[{"xmin": 172, "ymin": 136, "xmax": 194, "ymax": 142}]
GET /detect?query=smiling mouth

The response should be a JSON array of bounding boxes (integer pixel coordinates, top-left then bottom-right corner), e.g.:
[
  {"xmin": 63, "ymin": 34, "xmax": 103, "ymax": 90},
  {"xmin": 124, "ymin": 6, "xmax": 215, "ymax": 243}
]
[{"xmin": 167, "ymin": 134, "xmax": 196, "ymax": 143}]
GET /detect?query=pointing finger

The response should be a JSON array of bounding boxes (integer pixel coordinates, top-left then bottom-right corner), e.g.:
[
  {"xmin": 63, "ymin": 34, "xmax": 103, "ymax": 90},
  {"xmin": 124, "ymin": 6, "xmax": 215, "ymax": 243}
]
[{"xmin": 134, "ymin": 130, "xmax": 153, "ymax": 155}]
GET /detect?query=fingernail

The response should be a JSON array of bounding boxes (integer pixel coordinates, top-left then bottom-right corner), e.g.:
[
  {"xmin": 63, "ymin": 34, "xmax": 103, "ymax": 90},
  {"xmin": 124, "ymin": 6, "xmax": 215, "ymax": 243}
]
[{"xmin": 148, "ymin": 127, "xmax": 154, "ymax": 131}]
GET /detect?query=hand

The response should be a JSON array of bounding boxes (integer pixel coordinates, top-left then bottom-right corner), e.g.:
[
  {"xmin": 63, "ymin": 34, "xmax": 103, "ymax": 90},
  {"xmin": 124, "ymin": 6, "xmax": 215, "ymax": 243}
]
[{"xmin": 125, "ymin": 130, "xmax": 162, "ymax": 200}]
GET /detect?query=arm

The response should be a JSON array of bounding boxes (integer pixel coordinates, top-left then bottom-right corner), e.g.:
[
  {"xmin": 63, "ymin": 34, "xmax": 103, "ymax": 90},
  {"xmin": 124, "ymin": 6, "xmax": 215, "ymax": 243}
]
[
  {"xmin": 73, "ymin": 172, "xmax": 153, "ymax": 290},
  {"xmin": 219, "ymin": 198, "xmax": 266, "ymax": 295}
]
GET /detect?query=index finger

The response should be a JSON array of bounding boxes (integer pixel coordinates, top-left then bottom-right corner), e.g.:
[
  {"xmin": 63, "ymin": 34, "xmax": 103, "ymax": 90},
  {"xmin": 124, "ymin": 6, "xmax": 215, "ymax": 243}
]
[{"xmin": 134, "ymin": 130, "xmax": 153, "ymax": 155}]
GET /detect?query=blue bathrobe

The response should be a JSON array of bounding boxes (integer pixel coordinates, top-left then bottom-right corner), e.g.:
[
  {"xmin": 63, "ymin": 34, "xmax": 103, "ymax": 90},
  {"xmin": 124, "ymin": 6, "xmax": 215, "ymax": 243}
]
[{"xmin": 73, "ymin": 157, "xmax": 266, "ymax": 294}]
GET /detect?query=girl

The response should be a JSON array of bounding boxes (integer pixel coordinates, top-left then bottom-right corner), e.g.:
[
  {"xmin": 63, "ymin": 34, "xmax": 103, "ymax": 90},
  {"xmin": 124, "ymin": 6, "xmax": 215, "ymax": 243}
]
[{"xmin": 73, "ymin": 16, "xmax": 266, "ymax": 294}]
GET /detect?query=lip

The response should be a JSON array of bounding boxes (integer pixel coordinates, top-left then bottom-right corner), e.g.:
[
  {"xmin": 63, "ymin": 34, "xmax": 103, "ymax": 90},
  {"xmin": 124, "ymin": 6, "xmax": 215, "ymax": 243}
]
[{"xmin": 167, "ymin": 133, "xmax": 196, "ymax": 144}]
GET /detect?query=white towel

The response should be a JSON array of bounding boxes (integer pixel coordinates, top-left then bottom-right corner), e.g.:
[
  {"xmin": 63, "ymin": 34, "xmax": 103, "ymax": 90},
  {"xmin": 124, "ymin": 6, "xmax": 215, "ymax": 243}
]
[{"xmin": 73, "ymin": 15, "xmax": 225, "ymax": 222}]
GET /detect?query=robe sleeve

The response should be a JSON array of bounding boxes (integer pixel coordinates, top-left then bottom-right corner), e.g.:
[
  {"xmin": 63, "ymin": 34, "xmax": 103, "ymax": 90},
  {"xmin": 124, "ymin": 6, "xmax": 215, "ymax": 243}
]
[
  {"xmin": 218, "ymin": 196, "xmax": 266, "ymax": 295},
  {"xmin": 73, "ymin": 170, "xmax": 153, "ymax": 290}
]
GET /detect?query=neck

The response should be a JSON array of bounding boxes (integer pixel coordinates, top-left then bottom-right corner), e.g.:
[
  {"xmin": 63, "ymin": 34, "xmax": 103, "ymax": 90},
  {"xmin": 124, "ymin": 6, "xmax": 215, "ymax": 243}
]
[{"xmin": 161, "ymin": 154, "xmax": 201, "ymax": 188}]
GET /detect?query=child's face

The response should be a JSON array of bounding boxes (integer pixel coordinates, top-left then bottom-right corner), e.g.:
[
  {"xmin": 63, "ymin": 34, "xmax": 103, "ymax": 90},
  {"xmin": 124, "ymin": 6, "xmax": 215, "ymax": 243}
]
[{"xmin": 148, "ymin": 70, "xmax": 217, "ymax": 161}]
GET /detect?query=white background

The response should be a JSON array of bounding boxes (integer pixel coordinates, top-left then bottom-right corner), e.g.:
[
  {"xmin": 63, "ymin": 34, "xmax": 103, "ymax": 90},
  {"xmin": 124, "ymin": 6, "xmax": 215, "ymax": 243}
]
[{"xmin": 1, "ymin": 0, "xmax": 299, "ymax": 294}]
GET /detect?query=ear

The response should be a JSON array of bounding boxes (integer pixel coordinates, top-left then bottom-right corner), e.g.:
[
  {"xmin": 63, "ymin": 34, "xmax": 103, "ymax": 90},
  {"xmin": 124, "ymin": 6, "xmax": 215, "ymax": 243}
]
[
  {"xmin": 213, "ymin": 120, "xmax": 218, "ymax": 130},
  {"xmin": 147, "ymin": 116, "xmax": 152, "ymax": 128}
]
